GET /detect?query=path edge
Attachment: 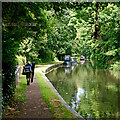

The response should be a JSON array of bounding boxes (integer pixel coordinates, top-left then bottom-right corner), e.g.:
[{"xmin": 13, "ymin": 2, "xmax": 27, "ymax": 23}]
[{"xmin": 40, "ymin": 63, "xmax": 85, "ymax": 120}]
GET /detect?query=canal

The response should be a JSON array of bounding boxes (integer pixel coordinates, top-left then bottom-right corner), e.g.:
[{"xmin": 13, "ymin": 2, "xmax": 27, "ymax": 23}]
[{"xmin": 46, "ymin": 61, "xmax": 120, "ymax": 119}]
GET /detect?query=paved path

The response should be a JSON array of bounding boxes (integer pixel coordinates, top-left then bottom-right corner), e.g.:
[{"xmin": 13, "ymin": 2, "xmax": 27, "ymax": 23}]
[{"xmin": 15, "ymin": 75, "xmax": 54, "ymax": 119}]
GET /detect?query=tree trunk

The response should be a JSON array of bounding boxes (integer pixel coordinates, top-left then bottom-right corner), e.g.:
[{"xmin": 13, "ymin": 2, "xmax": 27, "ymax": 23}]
[{"xmin": 94, "ymin": 3, "xmax": 100, "ymax": 40}]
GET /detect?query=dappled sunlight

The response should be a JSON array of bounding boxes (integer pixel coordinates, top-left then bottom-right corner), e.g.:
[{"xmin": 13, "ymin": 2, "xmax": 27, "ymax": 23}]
[{"xmin": 2, "ymin": 2, "xmax": 120, "ymax": 119}]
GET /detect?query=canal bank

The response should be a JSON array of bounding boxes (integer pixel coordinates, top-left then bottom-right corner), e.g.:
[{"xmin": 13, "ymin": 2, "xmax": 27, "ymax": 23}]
[
  {"xmin": 36, "ymin": 63, "xmax": 84, "ymax": 120},
  {"xmin": 3, "ymin": 63, "xmax": 83, "ymax": 119}
]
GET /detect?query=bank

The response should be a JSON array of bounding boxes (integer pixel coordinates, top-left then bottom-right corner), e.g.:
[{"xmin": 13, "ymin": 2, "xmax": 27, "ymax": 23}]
[
  {"xmin": 2, "ymin": 63, "xmax": 84, "ymax": 119},
  {"xmin": 35, "ymin": 64, "xmax": 84, "ymax": 119}
]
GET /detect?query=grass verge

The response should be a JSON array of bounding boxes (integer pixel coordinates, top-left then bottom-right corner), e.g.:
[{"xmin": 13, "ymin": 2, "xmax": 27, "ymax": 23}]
[
  {"xmin": 3, "ymin": 75, "xmax": 27, "ymax": 118},
  {"xmin": 35, "ymin": 67, "xmax": 77, "ymax": 119}
]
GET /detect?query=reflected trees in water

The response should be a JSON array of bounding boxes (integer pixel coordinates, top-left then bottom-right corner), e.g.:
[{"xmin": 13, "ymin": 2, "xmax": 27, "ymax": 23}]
[{"xmin": 46, "ymin": 62, "xmax": 120, "ymax": 119}]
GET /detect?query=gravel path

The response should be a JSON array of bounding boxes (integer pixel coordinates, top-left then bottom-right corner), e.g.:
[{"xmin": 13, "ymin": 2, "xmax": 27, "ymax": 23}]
[{"xmin": 15, "ymin": 75, "xmax": 54, "ymax": 119}]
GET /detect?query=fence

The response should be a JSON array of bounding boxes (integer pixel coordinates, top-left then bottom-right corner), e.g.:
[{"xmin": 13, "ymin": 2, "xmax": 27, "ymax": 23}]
[{"xmin": 15, "ymin": 65, "xmax": 21, "ymax": 87}]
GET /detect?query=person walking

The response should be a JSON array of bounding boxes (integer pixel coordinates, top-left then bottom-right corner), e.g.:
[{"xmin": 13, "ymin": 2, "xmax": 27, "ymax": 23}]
[
  {"xmin": 31, "ymin": 61, "xmax": 35, "ymax": 83},
  {"xmin": 25, "ymin": 61, "xmax": 32, "ymax": 85}
]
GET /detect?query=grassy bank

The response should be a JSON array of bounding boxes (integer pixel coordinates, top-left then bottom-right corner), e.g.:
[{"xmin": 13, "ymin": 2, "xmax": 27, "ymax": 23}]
[
  {"xmin": 35, "ymin": 67, "xmax": 77, "ymax": 119},
  {"xmin": 3, "ymin": 75, "xmax": 27, "ymax": 117},
  {"xmin": 3, "ymin": 62, "xmax": 78, "ymax": 119}
]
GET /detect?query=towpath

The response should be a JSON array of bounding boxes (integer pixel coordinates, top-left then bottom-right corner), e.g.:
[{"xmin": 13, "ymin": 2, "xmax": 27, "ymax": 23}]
[
  {"xmin": 15, "ymin": 74, "xmax": 54, "ymax": 119},
  {"xmin": 13, "ymin": 65, "xmax": 54, "ymax": 119}
]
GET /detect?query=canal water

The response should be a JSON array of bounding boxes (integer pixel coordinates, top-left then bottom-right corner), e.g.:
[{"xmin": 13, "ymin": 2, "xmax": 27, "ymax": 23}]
[{"xmin": 46, "ymin": 61, "xmax": 120, "ymax": 119}]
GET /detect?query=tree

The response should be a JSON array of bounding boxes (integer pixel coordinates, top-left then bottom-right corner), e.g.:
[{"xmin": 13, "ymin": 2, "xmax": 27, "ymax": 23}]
[{"xmin": 2, "ymin": 2, "xmax": 50, "ymax": 106}]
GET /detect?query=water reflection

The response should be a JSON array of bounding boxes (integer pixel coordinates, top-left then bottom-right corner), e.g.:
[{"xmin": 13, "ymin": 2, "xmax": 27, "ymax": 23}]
[
  {"xmin": 71, "ymin": 87, "xmax": 87, "ymax": 109},
  {"xmin": 64, "ymin": 63, "xmax": 77, "ymax": 74},
  {"xmin": 46, "ymin": 61, "xmax": 120, "ymax": 119},
  {"xmin": 80, "ymin": 60, "xmax": 85, "ymax": 64}
]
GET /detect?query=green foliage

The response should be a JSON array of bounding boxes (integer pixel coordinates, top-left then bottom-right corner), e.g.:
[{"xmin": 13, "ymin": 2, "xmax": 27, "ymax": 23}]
[
  {"xmin": 47, "ymin": 8, "xmax": 77, "ymax": 59},
  {"xmin": 2, "ymin": 61, "xmax": 17, "ymax": 107},
  {"xmin": 16, "ymin": 55, "xmax": 26, "ymax": 66},
  {"xmin": 18, "ymin": 37, "xmax": 39, "ymax": 63},
  {"xmin": 2, "ymin": 2, "xmax": 120, "ymax": 111},
  {"xmin": 3, "ymin": 75, "xmax": 27, "ymax": 117},
  {"xmin": 73, "ymin": 3, "xmax": 120, "ymax": 67},
  {"xmin": 109, "ymin": 61, "xmax": 120, "ymax": 71},
  {"xmin": 38, "ymin": 48, "xmax": 55, "ymax": 63},
  {"xmin": 2, "ymin": 2, "xmax": 51, "ymax": 108}
]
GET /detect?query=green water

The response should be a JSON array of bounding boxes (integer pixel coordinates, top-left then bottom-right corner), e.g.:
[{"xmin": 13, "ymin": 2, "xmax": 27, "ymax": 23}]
[{"xmin": 46, "ymin": 61, "xmax": 120, "ymax": 119}]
